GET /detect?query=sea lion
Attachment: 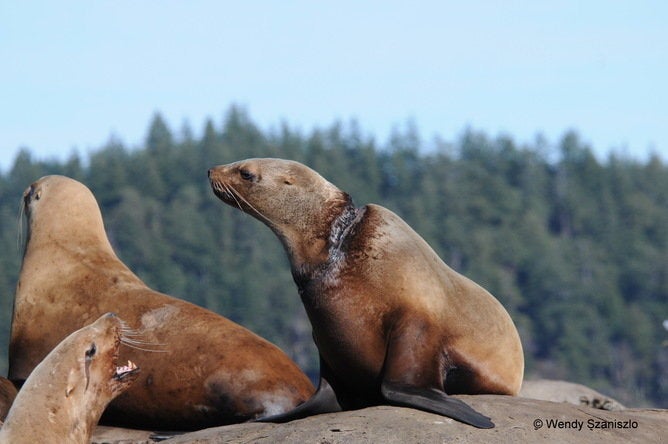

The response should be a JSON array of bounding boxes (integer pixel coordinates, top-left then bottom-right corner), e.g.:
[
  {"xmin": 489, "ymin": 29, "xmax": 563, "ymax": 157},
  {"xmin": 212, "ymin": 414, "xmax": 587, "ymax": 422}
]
[
  {"xmin": 9, "ymin": 175, "xmax": 315, "ymax": 430},
  {"xmin": 0, "ymin": 377, "xmax": 17, "ymax": 422},
  {"xmin": 209, "ymin": 158, "xmax": 525, "ymax": 429},
  {"xmin": 0, "ymin": 313, "xmax": 140, "ymax": 444}
]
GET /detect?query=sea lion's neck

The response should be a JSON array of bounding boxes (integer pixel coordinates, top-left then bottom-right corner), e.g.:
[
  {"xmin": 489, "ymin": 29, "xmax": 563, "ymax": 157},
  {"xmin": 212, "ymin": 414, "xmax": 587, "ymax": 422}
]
[
  {"xmin": 328, "ymin": 203, "xmax": 362, "ymax": 253},
  {"xmin": 25, "ymin": 209, "xmax": 116, "ymax": 255},
  {"xmin": 20, "ymin": 220, "xmax": 136, "ymax": 291},
  {"xmin": 3, "ymin": 355, "xmax": 95, "ymax": 443},
  {"xmin": 24, "ymin": 227, "xmax": 117, "ymax": 265},
  {"xmin": 289, "ymin": 195, "xmax": 361, "ymax": 286}
]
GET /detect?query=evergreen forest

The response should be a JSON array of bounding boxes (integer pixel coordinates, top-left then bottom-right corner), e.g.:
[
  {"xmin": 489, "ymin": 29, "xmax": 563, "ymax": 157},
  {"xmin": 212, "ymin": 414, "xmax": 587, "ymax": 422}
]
[{"xmin": 0, "ymin": 106, "xmax": 666, "ymax": 408}]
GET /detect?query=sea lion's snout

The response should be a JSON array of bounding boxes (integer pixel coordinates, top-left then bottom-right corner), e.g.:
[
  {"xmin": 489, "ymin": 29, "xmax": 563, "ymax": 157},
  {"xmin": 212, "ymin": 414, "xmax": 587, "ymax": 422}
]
[
  {"xmin": 208, "ymin": 167, "xmax": 222, "ymax": 186},
  {"xmin": 208, "ymin": 167, "xmax": 233, "ymax": 202},
  {"xmin": 208, "ymin": 166, "xmax": 228, "ymax": 183}
]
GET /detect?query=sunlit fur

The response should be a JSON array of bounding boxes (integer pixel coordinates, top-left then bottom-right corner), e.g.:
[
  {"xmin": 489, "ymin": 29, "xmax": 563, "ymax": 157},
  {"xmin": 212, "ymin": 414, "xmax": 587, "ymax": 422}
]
[
  {"xmin": 9, "ymin": 175, "xmax": 315, "ymax": 430},
  {"xmin": 0, "ymin": 314, "xmax": 140, "ymax": 444},
  {"xmin": 208, "ymin": 158, "xmax": 524, "ymax": 426}
]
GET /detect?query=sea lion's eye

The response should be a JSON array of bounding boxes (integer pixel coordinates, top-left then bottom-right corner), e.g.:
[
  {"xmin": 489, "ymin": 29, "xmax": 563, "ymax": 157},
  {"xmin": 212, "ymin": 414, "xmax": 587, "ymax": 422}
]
[
  {"xmin": 86, "ymin": 343, "xmax": 97, "ymax": 359},
  {"xmin": 239, "ymin": 169, "xmax": 255, "ymax": 181}
]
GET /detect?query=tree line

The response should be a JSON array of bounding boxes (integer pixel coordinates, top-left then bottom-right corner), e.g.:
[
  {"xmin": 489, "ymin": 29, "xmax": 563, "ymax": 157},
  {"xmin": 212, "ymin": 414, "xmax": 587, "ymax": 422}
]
[{"xmin": 0, "ymin": 105, "xmax": 666, "ymax": 407}]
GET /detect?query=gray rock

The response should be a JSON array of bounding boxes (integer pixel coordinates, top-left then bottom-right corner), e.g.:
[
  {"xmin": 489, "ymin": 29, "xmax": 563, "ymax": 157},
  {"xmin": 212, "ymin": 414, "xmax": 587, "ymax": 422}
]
[
  {"xmin": 92, "ymin": 395, "xmax": 667, "ymax": 444},
  {"xmin": 520, "ymin": 379, "xmax": 625, "ymax": 411}
]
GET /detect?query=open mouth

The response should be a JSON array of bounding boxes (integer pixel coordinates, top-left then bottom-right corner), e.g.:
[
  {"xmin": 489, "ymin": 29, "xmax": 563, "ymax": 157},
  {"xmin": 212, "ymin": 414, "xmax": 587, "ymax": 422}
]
[{"xmin": 114, "ymin": 360, "xmax": 139, "ymax": 381}]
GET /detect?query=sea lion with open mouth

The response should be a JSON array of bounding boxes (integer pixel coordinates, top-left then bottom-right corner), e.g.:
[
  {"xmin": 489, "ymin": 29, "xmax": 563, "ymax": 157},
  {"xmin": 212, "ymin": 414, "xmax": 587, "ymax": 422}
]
[
  {"xmin": 8, "ymin": 175, "xmax": 315, "ymax": 430},
  {"xmin": 0, "ymin": 313, "xmax": 139, "ymax": 444}
]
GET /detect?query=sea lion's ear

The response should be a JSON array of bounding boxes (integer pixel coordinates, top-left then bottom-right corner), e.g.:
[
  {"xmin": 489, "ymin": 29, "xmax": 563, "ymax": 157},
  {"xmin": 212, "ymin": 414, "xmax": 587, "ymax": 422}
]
[
  {"xmin": 84, "ymin": 342, "xmax": 96, "ymax": 391},
  {"xmin": 284, "ymin": 175, "xmax": 295, "ymax": 185},
  {"xmin": 66, "ymin": 369, "xmax": 77, "ymax": 397}
]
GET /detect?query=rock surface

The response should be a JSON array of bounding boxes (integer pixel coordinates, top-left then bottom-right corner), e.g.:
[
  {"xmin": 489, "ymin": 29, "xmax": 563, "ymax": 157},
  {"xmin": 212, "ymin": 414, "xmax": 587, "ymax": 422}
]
[
  {"xmin": 92, "ymin": 394, "xmax": 667, "ymax": 444},
  {"xmin": 520, "ymin": 379, "xmax": 625, "ymax": 411}
]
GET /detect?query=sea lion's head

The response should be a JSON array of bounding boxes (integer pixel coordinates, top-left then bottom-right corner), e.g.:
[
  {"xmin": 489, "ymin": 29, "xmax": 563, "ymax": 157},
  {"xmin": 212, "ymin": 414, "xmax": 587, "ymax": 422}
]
[
  {"xmin": 0, "ymin": 313, "xmax": 139, "ymax": 443},
  {"xmin": 20, "ymin": 175, "xmax": 113, "ymax": 256},
  {"xmin": 59, "ymin": 313, "xmax": 140, "ymax": 409},
  {"xmin": 208, "ymin": 158, "xmax": 353, "ymax": 268}
]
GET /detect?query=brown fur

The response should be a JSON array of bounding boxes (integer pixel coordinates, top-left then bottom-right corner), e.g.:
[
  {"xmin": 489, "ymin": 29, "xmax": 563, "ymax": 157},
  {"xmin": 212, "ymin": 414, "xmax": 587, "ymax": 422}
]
[
  {"xmin": 209, "ymin": 158, "xmax": 524, "ymax": 411},
  {"xmin": 0, "ymin": 378, "xmax": 17, "ymax": 422},
  {"xmin": 9, "ymin": 175, "xmax": 314, "ymax": 430},
  {"xmin": 0, "ymin": 313, "xmax": 139, "ymax": 444}
]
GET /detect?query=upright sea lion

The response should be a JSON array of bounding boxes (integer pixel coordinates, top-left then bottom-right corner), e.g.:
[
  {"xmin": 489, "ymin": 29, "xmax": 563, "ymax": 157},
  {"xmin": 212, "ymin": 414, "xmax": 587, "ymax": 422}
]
[
  {"xmin": 209, "ymin": 158, "xmax": 525, "ymax": 429},
  {"xmin": 9, "ymin": 175, "xmax": 314, "ymax": 430},
  {"xmin": 0, "ymin": 313, "xmax": 140, "ymax": 444},
  {"xmin": 0, "ymin": 377, "xmax": 17, "ymax": 422}
]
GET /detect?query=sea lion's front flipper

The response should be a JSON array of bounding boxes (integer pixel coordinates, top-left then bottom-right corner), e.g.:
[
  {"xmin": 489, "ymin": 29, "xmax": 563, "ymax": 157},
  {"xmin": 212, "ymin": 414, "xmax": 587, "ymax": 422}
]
[
  {"xmin": 380, "ymin": 381, "xmax": 494, "ymax": 429},
  {"xmin": 380, "ymin": 322, "xmax": 495, "ymax": 429},
  {"xmin": 256, "ymin": 357, "xmax": 342, "ymax": 423}
]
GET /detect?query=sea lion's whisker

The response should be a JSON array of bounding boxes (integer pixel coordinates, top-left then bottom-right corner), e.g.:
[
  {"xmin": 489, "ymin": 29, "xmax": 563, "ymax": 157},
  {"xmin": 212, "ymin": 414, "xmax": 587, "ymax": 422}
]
[
  {"xmin": 118, "ymin": 321, "xmax": 168, "ymax": 352},
  {"xmin": 214, "ymin": 181, "xmax": 230, "ymax": 200},
  {"xmin": 16, "ymin": 198, "xmax": 25, "ymax": 253},
  {"xmin": 215, "ymin": 181, "xmax": 247, "ymax": 220},
  {"xmin": 120, "ymin": 336, "xmax": 163, "ymax": 345},
  {"xmin": 227, "ymin": 184, "xmax": 278, "ymax": 227},
  {"xmin": 120, "ymin": 337, "xmax": 168, "ymax": 353},
  {"xmin": 121, "ymin": 343, "xmax": 169, "ymax": 353},
  {"xmin": 119, "ymin": 333, "xmax": 149, "ymax": 339},
  {"xmin": 118, "ymin": 326, "xmax": 144, "ymax": 338},
  {"xmin": 222, "ymin": 182, "xmax": 243, "ymax": 212},
  {"xmin": 214, "ymin": 181, "xmax": 231, "ymax": 203},
  {"xmin": 0, "ymin": 313, "xmax": 140, "ymax": 443},
  {"xmin": 119, "ymin": 326, "xmax": 144, "ymax": 336},
  {"xmin": 13, "ymin": 174, "xmax": 314, "ymax": 427}
]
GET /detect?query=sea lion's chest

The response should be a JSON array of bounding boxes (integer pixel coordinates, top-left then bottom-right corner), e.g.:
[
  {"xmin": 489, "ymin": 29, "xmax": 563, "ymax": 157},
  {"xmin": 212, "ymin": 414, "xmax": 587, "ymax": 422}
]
[{"xmin": 301, "ymin": 269, "xmax": 391, "ymax": 381}]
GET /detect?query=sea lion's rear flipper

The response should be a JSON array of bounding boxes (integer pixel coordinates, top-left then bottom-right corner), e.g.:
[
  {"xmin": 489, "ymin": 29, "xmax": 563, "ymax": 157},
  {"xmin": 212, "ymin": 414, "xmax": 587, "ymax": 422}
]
[
  {"xmin": 381, "ymin": 381, "xmax": 494, "ymax": 429},
  {"xmin": 256, "ymin": 373, "xmax": 342, "ymax": 423}
]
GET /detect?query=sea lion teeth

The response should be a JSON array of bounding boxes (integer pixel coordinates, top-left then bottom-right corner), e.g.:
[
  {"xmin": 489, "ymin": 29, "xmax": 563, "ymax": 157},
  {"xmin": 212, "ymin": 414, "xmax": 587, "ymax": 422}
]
[
  {"xmin": 115, "ymin": 361, "xmax": 138, "ymax": 376},
  {"xmin": 0, "ymin": 313, "xmax": 140, "ymax": 444},
  {"xmin": 9, "ymin": 174, "xmax": 315, "ymax": 430}
]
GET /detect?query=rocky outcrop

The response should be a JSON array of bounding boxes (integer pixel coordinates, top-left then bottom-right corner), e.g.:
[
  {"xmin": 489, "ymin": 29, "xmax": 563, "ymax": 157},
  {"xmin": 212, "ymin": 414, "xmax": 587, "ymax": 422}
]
[
  {"xmin": 520, "ymin": 379, "xmax": 626, "ymax": 411},
  {"xmin": 92, "ymin": 392, "xmax": 666, "ymax": 443}
]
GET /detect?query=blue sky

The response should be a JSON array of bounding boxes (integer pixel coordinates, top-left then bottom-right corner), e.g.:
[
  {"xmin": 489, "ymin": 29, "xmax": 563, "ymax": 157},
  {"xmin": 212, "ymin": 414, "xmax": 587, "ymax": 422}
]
[{"xmin": 1, "ymin": 1, "xmax": 666, "ymax": 171}]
